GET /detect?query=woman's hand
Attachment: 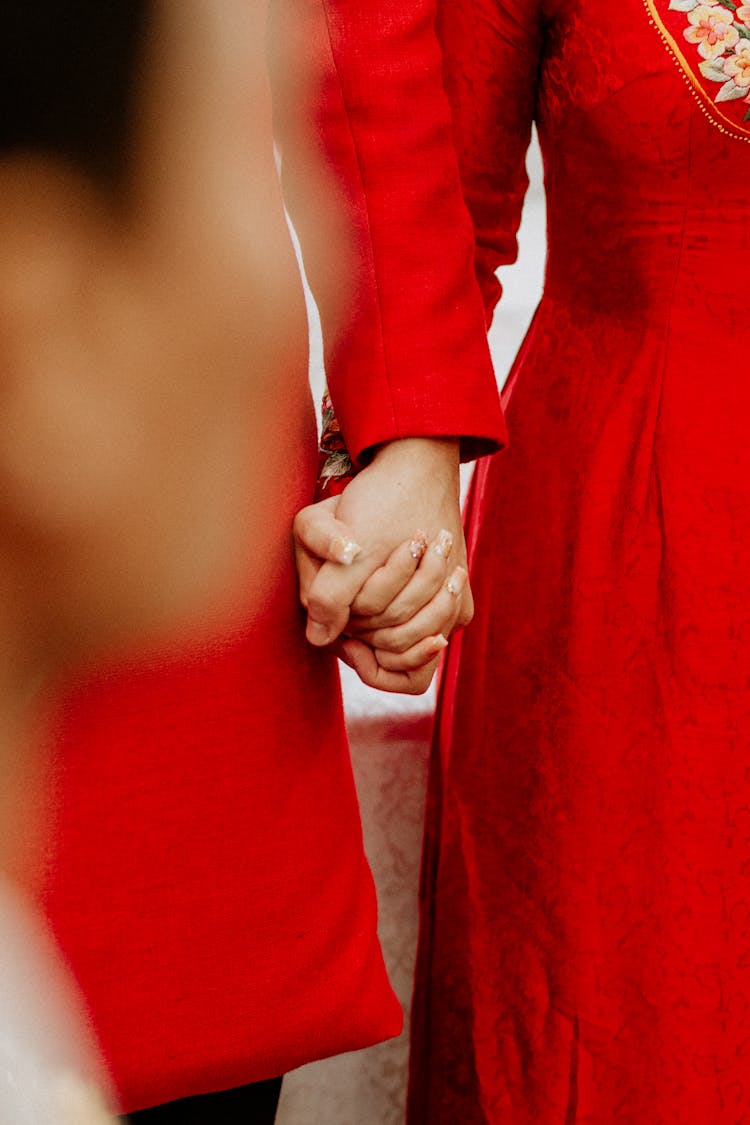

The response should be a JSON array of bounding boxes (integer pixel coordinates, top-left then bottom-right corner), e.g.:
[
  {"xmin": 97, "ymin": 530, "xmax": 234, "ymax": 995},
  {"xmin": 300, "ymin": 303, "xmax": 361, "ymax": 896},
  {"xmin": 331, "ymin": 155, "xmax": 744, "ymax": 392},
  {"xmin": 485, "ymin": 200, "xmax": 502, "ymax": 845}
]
[{"xmin": 293, "ymin": 437, "xmax": 473, "ymax": 693}]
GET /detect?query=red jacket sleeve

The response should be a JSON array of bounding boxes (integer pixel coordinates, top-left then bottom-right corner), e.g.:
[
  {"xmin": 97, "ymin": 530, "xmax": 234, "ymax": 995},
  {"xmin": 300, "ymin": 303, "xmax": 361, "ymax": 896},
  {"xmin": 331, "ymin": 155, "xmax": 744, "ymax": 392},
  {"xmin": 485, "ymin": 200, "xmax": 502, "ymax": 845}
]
[
  {"xmin": 270, "ymin": 0, "xmax": 507, "ymax": 465},
  {"xmin": 436, "ymin": 0, "xmax": 542, "ymax": 321}
]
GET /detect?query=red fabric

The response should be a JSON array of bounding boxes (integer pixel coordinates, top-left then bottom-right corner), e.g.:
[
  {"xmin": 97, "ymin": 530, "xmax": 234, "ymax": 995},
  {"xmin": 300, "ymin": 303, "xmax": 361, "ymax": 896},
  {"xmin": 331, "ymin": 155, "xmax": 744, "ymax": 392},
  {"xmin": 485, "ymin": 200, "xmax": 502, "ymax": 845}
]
[
  {"xmin": 272, "ymin": 0, "xmax": 507, "ymax": 466},
  {"xmin": 35, "ymin": 0, "xmax": 505, "ymax": 1115},
  {"xmin": 409, "ymin": 1, "xmax": 750, "ymax": 1122}
]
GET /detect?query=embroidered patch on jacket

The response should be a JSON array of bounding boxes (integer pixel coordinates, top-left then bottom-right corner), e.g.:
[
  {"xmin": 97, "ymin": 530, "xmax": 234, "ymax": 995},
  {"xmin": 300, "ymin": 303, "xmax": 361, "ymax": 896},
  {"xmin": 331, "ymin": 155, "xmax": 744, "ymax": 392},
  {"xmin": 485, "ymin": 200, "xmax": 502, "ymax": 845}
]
[{"xmin": 645, "ymin": 0, "xmax": 750, "ymax": 141}]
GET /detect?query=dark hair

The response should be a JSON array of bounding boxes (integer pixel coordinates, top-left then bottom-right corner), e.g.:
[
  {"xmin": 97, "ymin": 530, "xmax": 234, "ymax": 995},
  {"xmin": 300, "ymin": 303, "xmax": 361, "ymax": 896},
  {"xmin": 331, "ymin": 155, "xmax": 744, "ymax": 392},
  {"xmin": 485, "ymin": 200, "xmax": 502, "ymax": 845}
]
[{"xmin": 0, "ymin": 3, "xmax": 151, "ymax": 187}]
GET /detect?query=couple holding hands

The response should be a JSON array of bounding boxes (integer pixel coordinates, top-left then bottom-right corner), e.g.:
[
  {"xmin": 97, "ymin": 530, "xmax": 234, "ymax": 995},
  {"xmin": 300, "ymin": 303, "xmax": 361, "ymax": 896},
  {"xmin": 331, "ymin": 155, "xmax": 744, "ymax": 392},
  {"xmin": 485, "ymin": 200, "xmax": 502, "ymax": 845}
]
[{"xmin": 9, "ymin": 0, "xmax": 750, "ymax": 1122}]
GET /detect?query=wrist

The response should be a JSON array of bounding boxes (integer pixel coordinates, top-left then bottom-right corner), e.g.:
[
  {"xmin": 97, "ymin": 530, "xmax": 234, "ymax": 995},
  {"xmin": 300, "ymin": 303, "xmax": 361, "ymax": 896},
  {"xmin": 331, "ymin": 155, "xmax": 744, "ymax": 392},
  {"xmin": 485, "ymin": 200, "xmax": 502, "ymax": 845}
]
[
  {"xmin": 364, "ymin": 437, "xmax": 462, "ymax": 513},
  {"xmin": 366, "ymin": 436, "xmax": 460, "ymax": 472}
]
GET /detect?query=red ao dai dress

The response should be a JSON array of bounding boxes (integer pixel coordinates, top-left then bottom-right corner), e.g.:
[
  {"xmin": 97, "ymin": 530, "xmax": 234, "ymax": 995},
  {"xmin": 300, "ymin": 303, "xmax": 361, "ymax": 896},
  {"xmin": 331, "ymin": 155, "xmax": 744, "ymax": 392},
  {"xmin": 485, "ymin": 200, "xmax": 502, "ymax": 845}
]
[{"xmin": 409, "ymin": 0, "xmax": 750, "ymax": 1122}]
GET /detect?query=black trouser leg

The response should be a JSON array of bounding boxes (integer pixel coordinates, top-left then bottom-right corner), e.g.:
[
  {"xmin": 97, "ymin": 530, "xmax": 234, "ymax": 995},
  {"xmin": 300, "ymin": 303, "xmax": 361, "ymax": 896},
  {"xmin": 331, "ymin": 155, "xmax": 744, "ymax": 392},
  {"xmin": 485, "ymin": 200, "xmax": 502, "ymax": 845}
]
[{"xmin": 123, "ymin": 1077, "xmax": 283, "ymax": 1124}]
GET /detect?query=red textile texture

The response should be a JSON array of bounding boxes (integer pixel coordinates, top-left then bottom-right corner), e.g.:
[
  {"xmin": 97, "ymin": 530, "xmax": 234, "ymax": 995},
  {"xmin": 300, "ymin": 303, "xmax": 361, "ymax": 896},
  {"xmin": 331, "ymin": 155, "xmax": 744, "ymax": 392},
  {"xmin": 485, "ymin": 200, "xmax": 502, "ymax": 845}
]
[
  {"xmin": 271, "ymin": 0, "xmax": 506, "ymax": 468},
  {"xmin": 409, "ymin": 0, "xmax": 750, "ymax": 1122},
  {"xmin": 42, "ymin": 401, "xmax": 403, "ymax": 1116},
  {"xmin": 36, "ymin": 0, "xmax": 504, "ymax": 1115}
]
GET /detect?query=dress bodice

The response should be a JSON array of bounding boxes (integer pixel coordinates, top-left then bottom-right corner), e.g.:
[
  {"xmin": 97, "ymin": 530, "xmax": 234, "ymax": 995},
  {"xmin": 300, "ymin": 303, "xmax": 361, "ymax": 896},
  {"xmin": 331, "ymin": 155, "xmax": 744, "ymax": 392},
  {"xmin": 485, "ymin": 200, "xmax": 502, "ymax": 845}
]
[
  {"xmin": 437, "ymin": 0, "xmax": 750, "ymax": 323},
  {"xmin": 537, "ymin": 0, "xmax": 750, "ymax": 317}
]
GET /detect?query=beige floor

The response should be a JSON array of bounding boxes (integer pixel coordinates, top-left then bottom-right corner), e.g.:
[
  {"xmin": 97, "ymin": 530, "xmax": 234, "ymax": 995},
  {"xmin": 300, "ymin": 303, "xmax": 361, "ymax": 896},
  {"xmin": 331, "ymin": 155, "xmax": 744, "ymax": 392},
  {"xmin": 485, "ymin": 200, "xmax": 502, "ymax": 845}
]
[
  {"xmin": 278, "ymin": 135, "xmax": 545, "ymax": 1125},
  {"xmin": 277, "ymin": 688, "xmax": 432, "ymax": 1125}
]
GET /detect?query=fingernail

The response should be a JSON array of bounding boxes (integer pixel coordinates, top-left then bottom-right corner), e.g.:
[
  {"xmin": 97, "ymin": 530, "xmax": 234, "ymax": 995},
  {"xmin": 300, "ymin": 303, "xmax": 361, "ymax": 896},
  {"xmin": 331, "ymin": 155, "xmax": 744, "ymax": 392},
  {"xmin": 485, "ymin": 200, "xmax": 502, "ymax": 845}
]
[
  {"xmin": 433, "ymin": 529, "xmax": 454, "ymax": 560},
  {"xmin": 409, "ymin": 531, "xmax": 428, "ymax": 561},
  {"xmin": 330, "ymin": 535, "xmax": 361, "ymax": 566},
  {"xmin": 445, "ymin": 566, "xmax": 468, "ymax": 598},
  {"xmin": 428, "ymin": 634, "xmax": 449, "ymax": 653},
  {"xmin": 307, "ymin": 620, "xmax": 332, "ymax": 646}
]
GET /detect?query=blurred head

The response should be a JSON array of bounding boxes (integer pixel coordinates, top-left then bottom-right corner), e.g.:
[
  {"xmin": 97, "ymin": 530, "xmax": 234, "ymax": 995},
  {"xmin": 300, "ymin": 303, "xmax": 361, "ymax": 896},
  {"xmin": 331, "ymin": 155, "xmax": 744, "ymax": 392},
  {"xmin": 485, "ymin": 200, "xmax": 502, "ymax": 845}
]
[{"xmin": 0, "ymin": 1, "xmax": 301, "ymax": 669}]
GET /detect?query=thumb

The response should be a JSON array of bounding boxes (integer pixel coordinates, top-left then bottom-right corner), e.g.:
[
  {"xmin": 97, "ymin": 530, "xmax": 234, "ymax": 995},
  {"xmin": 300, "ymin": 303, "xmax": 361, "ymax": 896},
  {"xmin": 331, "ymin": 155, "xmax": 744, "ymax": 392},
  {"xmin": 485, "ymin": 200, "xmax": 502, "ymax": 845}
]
[{"xmin": 293, "ymin": 497, "xmax": 362, "ymax": 566}]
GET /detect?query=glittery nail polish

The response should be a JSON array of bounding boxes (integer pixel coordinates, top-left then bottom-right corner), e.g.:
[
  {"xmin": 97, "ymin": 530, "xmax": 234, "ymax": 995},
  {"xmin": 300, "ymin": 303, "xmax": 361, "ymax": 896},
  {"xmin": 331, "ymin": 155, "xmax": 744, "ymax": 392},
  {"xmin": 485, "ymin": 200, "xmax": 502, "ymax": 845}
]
[
  {"xmin": 330, "ymin": 535, "xmax": 361, "ymax": 566},
  {"xmin": 409, "ymin": 531, "xmax": 428, "ymax": 561},
  {"xmin": 445, "ymin": 566, "xmax": 468, "ymax": 597},
  {"xmin": 433, "ymin": 529, "xmax": 454, "ymax": 560}
]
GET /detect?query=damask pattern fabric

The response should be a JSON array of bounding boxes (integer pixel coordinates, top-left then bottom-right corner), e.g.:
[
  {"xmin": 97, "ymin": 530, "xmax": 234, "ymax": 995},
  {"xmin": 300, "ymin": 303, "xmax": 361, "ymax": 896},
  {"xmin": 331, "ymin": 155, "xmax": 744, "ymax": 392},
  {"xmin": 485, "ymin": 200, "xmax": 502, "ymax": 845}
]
[{"xmin": 410, "ymin": 0, "xmax": 750, "ymax": 1121}]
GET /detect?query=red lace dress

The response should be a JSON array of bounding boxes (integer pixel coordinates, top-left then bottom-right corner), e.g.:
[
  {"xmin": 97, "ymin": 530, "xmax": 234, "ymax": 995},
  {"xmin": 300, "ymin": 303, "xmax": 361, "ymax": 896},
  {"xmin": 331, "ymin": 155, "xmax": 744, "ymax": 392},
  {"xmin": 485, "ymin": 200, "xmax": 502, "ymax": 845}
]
[{"xmin": 409, "ymin": 1, "xmax": 750, "ymax": 1122}]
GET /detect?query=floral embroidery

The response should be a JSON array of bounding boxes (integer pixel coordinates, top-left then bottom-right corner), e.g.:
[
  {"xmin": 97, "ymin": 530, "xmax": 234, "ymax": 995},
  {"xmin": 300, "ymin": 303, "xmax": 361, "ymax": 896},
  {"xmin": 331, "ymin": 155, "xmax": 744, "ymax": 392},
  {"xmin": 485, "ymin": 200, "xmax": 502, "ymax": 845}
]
[
  {"xmin": 645, "ymin": 0, "xmax": 750, "ymax": 140},
  {"xmin": 724, "ymin": 39, "xmax": 750, "ymax": 85},
  {"xmin": 671, "ymin": 0, "xmax": 750, "ymax": 118},
  {"xmin": 684, "ymin": 5, "xmax": 739, "ymax": 59}
]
